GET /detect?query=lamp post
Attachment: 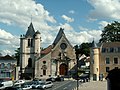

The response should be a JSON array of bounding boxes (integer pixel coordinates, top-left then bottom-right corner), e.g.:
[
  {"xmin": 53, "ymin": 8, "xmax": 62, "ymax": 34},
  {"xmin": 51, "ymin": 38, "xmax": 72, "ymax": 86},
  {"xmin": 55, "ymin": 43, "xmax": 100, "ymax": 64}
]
[{"xmin": 75, "ymin": 45, "xmax": 80, "ymax": 90}]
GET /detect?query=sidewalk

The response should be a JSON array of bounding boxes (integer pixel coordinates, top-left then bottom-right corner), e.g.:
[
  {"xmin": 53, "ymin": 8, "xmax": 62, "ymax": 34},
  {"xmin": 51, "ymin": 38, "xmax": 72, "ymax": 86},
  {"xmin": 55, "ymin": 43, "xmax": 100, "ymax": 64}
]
[{"xmin": 79, "ymin": 80, "xmax": 107, "ymax": 90}]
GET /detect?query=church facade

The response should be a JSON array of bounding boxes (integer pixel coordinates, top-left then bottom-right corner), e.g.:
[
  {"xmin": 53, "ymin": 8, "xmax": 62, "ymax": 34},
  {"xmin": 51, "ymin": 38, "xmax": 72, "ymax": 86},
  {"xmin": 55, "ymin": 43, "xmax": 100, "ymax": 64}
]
[{"xmin": 20, "ymin": 23, "xmax": 76, "ymax": 79}]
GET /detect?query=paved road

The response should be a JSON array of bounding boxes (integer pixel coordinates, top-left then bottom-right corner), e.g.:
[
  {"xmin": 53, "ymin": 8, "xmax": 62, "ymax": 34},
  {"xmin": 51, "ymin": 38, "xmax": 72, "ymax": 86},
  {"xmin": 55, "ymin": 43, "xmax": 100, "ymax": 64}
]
[{"xmin": 30, "ymin": 80, "xmax": 79, "ymax": 90}]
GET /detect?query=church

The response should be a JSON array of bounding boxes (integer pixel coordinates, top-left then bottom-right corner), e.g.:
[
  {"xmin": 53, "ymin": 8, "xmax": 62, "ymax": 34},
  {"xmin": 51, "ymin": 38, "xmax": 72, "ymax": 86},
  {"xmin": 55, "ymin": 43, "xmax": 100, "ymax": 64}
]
[{"xmin": 20, "ymin": 23, "xmax": 76, "ymax": 79}]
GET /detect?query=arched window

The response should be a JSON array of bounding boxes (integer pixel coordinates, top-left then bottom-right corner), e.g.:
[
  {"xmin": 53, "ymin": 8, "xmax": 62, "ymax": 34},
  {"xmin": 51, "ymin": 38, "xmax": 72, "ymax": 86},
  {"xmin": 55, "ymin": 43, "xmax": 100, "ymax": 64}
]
[
  {"xmin": 28, "ymin": 39, "xmax": 31, "ymax": 47},
  {"xmin": 28, "ymin": 58, "xmax": 32, "ymax": 67},
  {"xmin": 31, "ymin": 39, "xmax": 33, "ymax": 47}
]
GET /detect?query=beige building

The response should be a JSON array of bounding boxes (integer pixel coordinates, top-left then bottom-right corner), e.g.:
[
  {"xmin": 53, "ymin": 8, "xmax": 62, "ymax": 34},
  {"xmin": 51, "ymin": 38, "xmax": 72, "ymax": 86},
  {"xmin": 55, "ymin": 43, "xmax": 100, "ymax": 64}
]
[
  {"xmin": 20, "ymin": 23, "xmax": 76, "ymax": 79},
  {"xmin": 90, "ymin": 41, "xmax": 120, "ymax": 81}
]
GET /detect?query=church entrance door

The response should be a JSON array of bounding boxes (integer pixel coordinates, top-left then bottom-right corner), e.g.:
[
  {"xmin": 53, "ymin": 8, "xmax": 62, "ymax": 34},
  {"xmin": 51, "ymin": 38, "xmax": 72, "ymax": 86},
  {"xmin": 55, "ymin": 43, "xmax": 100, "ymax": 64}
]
[{"xmin": 59, "ymin": 63, "xmax": 68, "ymax": 75}]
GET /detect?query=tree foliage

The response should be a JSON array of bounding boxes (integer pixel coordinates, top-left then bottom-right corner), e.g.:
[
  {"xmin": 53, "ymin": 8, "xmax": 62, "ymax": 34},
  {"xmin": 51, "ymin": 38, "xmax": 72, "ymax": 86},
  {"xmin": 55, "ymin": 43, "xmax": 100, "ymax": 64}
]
[
  {"xmin": 75, "ymin": 43, "xmax": 92, "ymax": 56},
  {"xmin": 99, "ymin": 21, "xmax": 120, "ymax": 43},
  {"xmin": 14, "ymin": 48, "xmax": 20, "ymax": 66}
]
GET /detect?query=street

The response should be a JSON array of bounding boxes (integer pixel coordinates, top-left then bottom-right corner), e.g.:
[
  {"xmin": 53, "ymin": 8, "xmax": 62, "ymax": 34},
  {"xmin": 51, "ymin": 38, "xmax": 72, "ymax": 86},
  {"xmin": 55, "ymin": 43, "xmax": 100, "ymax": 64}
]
[{"xmin": 30, "ymin": 80, "xmax": 79, "ymax": 90}]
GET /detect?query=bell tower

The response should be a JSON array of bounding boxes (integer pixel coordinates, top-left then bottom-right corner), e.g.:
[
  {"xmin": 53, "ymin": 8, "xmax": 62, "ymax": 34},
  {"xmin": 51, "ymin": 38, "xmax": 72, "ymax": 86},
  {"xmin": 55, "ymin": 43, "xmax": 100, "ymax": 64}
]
[{"xmin": 20, "ymin": 22, "xmax": 41, "ymax": 79}]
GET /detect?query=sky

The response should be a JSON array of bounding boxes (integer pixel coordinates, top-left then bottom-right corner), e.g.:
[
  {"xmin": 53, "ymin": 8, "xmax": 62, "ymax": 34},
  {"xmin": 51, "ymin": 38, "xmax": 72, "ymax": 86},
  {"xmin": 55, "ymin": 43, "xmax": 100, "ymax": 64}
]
[{"xmin": 0, "ymin": 0, "xmax": 120, "ymax": 55}]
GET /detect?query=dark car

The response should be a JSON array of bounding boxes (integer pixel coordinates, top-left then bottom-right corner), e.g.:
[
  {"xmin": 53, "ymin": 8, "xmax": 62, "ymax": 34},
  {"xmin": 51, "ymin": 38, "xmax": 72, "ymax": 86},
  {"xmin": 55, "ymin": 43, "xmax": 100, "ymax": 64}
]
[
  {"xmin": 55, "ymin": 76, "xmax": 64, "ymax": 81},
  {"xmin": 4, "ymin": 87, "xmax": 23, "ymax": 90},
  {"xmin": 46, "ymin": 77, "xmax": 55, "ymax": 82}
]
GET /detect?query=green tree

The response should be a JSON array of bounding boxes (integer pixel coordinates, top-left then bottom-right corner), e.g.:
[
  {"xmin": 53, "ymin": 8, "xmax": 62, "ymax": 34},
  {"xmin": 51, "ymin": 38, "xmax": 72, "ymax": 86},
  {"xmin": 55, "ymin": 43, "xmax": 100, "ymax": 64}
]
[
  {"xmin": 75, "ymin": 43, "xmax": 91, "ymax": 56},
  {"xmin": 14, "ymin": 48, "xmax": 20, "ymax": 66},
  {"xmin": 99, "ymin": 21, "xmax": 120, "ymax": 43}
]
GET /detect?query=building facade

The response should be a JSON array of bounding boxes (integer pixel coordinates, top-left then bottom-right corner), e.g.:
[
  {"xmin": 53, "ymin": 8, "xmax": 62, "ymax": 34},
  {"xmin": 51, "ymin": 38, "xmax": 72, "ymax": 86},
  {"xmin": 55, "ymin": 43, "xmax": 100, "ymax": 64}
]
[
  {"xmin": 20, "ymin": 23, "xmax": 76, "ymax": 79},
  {"xmin": 35, "ymin": 28, "xmax": 76, "ymax": 78},
  {"xmin": 0, "ymin": 55, "xmax": 17, "ymax": 80},
  {"xmin": 90, "ymin": 41, "xmax": 120, "ymax": 81}
]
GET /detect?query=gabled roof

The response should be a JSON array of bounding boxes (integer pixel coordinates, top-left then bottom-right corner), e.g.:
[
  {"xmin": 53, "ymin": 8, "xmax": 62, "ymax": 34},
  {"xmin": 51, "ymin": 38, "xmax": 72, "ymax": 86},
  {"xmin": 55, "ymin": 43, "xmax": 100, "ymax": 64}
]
[
  {"xmin": 25, "ymin": 22, "xmax": 35, "ymax": 38},
  {"xmin": 41, "ymin": 45, "xmax": 52, "ymax": 55},
  {"xmin": 52, "ymin": 28, "xmax": 64, "ymax": 47},
  {"xmin": 91, "ymin": 40, "xmax": 97, "ymax": 48},
  {"xmin": 0, "ymin": 55, "xmax": 15, "ymax": 60}
]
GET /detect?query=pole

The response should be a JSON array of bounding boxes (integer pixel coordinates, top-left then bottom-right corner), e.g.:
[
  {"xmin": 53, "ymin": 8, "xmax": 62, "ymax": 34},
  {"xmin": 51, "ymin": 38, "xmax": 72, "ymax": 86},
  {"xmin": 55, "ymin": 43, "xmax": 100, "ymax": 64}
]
[
  {"xmin": 76, "ymin": 53, "xmax": 79, "ymax": 90},
  {"xmin": 75, "ymin": 45, "xmax": 79, "ymax": 90}
]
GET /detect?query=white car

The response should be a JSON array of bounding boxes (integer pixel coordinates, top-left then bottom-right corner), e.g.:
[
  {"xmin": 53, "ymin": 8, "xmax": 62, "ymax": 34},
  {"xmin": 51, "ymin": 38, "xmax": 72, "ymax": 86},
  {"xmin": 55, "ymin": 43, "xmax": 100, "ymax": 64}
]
[
  {"xmin": 38, "ymin": 81, "xmax": 53, "ymax": 89},
  {"xmin": 14, "ymin": 80, "xmax": 25, "ymax": 85},
  {"xmin": 0, "ymin": 80, "xmax": 13, "ymax": 89},
  {"xmin": 22, "ymin": 85, "xmax": 32, "ymax": 90},
  {"xmin": 31, "ymin": 81, "xmax": 45, "ymax": 89}
]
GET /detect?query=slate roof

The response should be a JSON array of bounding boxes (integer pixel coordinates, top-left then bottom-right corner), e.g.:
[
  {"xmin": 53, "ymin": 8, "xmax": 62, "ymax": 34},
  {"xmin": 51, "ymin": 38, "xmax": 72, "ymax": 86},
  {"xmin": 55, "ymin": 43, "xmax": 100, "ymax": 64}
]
[
  {"xmin": 0, "ymin": 55, "xmax": 15, "ymax": 60},
  {"xmin": 25, "ymin": 22, "xmax": 35, "ymax": 38},
  {"xmin": 91, "ymin": 40, "xmax": 97, "ymax": 48},
  {"xmin": 52, "ymin": 28, "xmax": 64, "ymax": 47}
]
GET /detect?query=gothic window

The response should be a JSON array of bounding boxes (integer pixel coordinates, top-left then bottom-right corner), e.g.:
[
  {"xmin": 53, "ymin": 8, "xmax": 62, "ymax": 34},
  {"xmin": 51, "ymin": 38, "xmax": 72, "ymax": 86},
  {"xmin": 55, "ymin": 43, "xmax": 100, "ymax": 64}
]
[
  {"xmin": 28, "ymin": 58, "xmax": 32, "ymax": 67},
  {"xmin": 31, "ymin": 39, "xmax": 33, "ymax": 47},
  {"xmin": 28, "ymin": 39, "xmax": 31, "ymax": 47},
  {"xmin": 43, "ymin": 70, "xmax": 46, "ymax": 75}
]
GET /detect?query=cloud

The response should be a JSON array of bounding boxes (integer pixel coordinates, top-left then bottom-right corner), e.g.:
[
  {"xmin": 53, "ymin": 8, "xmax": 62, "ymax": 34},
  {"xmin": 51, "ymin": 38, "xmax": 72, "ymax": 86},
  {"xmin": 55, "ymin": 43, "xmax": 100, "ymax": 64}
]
[
  {"xmin": 0, "ymin": 0, "xmax": 56, "ymax": 30},
  {"xmin": 98, "ymin": 21, "xmax": 109, "ymax": 29},
  {"xmin": 0, "ymin": 0, "xmax": 58, "ymax": 55},
  {"xmin": 59, "ymin": 23, "xmax": 73, "ymax": 31},
  {"xmin": 65, "ymin": 26, "xmax": 102, "ymax": 46},
  {"xmin": 0, "ymin": 29, "xmax": 19, "ymax": 55},
  {"xmin": 78, "ymin": 26, "xmax": 89, "ymax": 31},
  {"xmin": 61, "ymin": 15, "xmax": 74, "ymax": 23},
  {"xmin": 69, "ymin": 10, "xmax": 75, "ymax": 14},
  {"xmin": 88, "ymin": 0, "xmax": 120, "ymax": 20}
]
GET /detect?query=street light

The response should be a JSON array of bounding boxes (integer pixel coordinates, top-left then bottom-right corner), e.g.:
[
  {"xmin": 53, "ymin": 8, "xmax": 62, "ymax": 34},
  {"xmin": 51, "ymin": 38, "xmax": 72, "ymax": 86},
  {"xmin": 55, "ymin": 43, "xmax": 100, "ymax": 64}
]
[{"xmin": 75, "ymin": 45, "xmax": 81, "ymax": 90}]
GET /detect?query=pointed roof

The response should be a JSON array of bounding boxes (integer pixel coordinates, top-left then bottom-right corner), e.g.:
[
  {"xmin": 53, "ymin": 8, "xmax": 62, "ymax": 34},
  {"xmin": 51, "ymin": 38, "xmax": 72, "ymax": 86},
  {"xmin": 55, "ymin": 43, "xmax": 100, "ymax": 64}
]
[
  {"xmin": 52, "ymin": 28, "xmax": 65, "ymax": 46},
  {"xmin": 25, "ymin": 22, "xmax": 35, "ymax": 38},
  {"xmin": 0, "ymin": 55, "xmax": 15, "ymax": 60},
  {"xmin": 92, "ymin": 40, "xmax": 97, "ymax": 48}
]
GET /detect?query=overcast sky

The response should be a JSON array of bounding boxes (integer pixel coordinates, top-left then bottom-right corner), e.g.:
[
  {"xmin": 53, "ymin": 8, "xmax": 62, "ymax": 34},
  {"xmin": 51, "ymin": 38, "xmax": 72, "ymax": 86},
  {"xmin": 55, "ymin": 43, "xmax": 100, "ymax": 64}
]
[{"xmin": 0, "ymin": 0, "xmax": 120, "ymax": 55}]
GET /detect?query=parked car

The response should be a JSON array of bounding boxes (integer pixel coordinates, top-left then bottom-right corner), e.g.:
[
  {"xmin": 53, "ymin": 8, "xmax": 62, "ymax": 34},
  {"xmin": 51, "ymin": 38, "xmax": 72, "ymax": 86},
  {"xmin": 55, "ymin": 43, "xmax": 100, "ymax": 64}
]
[
  {"xmin": 0, "ymin": 80, "xmax": 13, "ymax": 90},
  {"xmin": 55, "ymin": 76, "xmax": 64, "ymax": 81},
  {"xmin": 38, "ymin": 81, "xmax": 53, "ymax": 89},
  {"xmin": 22, "ymin": 85, "xmax": 32, "ymax": 90},
  {"xmin": 32, "ymin": 81, "xmax": 45, "ymax": 89},
  {"xmin": 14, "ymin": 80, "xmax": 25, "ymax": 85},
  {"xmin": 4, "ymin": 86, "xmax": 23, "ymax": 90},
  {"xmin": 21, "ymin": 82, "xmax": 32, "ymax": 90},
  {"xmin": 46, "ymin": 77, "xmax": 55, "ymax": 82}
]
